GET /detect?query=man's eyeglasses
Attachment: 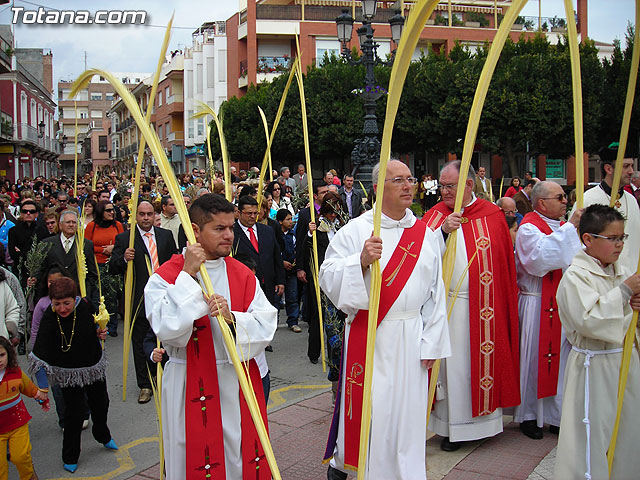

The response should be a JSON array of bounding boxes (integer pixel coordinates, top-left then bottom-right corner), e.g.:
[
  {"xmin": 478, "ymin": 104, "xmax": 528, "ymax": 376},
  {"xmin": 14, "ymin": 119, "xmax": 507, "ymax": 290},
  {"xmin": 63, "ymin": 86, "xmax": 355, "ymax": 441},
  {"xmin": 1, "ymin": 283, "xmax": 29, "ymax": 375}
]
[
  {"xmin": 541, "ymin": 193, "xmax": 567, "ymax": 201},
  {"xmin": 589, "ymin": 233, "xmax": 629, "ymax": 243},
  {"xmin": 21, "ymin": 209, "xmax": 36, "ymax": 214},
  {"xmin": 437, "ymin": 183, "xmax": 457, "ymax": 191},
  {"xmin": 385, "ymin": 176, "xmax": 418, "ymax": 186}
]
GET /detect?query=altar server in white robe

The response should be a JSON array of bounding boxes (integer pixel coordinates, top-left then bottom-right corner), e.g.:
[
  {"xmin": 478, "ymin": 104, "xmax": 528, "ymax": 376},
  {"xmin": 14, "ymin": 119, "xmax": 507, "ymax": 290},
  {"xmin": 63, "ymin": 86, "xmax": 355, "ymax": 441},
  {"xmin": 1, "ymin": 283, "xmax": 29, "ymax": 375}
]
[
  {"xmin": 513, "ymin": 181, "xmax": 583, "ymax": 440},
  {"xmin": 555, "ymin": 204, "xmax": 640, "ymax": 480},
  {"xmin": 570, "ymin": 146, "xmax": 640, "ymax": 267},
  {"xmin": 320, "ymin": 160, "xmax": 451, "ymax": 480},
  {"xmin": 145, "ymin": 194, "xmax": 277, "ymax": 480}
]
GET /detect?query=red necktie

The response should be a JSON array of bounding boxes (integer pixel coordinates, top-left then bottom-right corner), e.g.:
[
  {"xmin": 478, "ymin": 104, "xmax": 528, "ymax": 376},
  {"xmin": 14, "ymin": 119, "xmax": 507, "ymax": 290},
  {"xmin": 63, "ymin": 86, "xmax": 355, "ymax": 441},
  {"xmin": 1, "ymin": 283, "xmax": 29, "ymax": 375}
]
[{"xmin": 248, "ymin": 227, "xmax": 259, "ymax": 253}]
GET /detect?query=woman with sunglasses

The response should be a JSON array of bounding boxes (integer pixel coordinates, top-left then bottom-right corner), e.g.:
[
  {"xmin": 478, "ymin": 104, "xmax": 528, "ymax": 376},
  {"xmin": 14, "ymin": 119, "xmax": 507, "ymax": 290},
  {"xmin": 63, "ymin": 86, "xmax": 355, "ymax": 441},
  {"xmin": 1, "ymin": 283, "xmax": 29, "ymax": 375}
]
[
  {"xmin": 266, "ymin": 180, "xmax": 294, "ymax": 218},
  {"xmin": 8, "ymin": 200, "xmax": 40, "ymax": 287},
  {"xmin": 84, "ymin": 201, "xmax": 124, "ymax": 337}
]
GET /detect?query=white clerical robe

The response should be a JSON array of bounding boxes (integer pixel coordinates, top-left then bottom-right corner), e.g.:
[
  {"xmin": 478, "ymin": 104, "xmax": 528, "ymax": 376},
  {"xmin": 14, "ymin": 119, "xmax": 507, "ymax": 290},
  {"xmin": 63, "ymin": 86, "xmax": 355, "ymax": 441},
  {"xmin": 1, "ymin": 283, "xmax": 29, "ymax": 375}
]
[
  {"xmin": 429, "ymin": 199, "xmax": 503, "ymax": 442},
  {"xmin": 145, "ymin": 257, "xmax": 277, "ymax": 480},
  {"xmin": 513, "ymin": 213, "xmax": 581, "ymax": 427},
  {"xmin": 319, "ymin": 209, "xmax": 450, "ymax": 479},
  {"xmin": 555, "ymin": 250, "xmax": 640, "ymax": 480},
  {"xmin": 571, "ymin": 185, "xmax": 640, "ymax": 267}
]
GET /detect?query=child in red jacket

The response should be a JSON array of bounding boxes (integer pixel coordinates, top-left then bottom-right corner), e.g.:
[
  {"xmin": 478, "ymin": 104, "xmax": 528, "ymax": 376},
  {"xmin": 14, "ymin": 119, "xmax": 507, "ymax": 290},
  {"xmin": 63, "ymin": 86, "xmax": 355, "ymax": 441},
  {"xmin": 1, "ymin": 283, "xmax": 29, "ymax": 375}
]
[{"xmin": 0, "ymin": 336, "xmax": 48, "ymax": 479}]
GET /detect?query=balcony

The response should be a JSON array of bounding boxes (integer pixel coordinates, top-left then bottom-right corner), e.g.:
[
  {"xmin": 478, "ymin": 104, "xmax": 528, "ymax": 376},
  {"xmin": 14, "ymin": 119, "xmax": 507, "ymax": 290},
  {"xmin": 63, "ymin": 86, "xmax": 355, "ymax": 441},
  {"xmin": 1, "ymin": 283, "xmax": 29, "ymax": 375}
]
[
  {"xmin": 257, "ymin": 56, "xmax": 292, "ymax": 83},
  {"xmin": 10, "ymin": 123, "xmax": 60, "ymax": 154},
  {"xmin": 167, "ymin": 94, "xmax": 183, "ymax": 104},
  {"xmin": 167, "ymin": 131, "xmax": 184, "ymax": 142},
  {"xmin": 256, "ymin": 4, "xmax": 398, "ymax": 23},
  {"xmin": 238, "ymin": 60, "xmax": 248, "ymax": 88}
]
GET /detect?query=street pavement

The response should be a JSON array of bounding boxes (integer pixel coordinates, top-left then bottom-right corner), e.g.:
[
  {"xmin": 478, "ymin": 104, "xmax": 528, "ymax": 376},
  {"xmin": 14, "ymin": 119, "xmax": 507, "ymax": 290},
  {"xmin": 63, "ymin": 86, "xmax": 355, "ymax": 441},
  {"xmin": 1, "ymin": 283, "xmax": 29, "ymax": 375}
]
[{"xmin": 11, "ymin": 312, "xmax": 559, "ymax": 479}]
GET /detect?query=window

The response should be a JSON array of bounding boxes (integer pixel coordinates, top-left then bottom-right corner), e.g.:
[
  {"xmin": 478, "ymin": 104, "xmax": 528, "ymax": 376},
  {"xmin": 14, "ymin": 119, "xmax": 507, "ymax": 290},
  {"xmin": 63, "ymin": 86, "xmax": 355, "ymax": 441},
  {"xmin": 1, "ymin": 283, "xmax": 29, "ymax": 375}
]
[
  {"xmin": 316, "ymin": 40, "xmax": 340, "ymax": 67},
  {"xmin": 218, "ymin": 50, "xmax": 227, "ymax": 80},
  {"xmin": 79, "ymin": 110, "xmax": 88, "ymax": 119},
  {"xmin": 105, "ymin": 92, "xmax": 115, "ymax": 101},
  {"xmin": 196, "ymin": 64, "xmax": 203, "ymax": 94},
  {"xmin": 158, "ymin": 91, "xmax": 163, "ymax": 107},
  {"xmin": 207, "ymin": 57, "xmax": 215, "ymax": 87},
  {"xmin": 91, "ymin": 110, "xmax": 102, "ymax": 118},
  {"xmin": 99, "ymin": 135, "xmax": 108, "ymax": 153},
  {"xmin": 30, "ymin": 100, "xmax": 37, "ymax": 127},
  {"xmin": 187, "ymin": 110, "xmax": 194, "ymax": 138},
  {"xmin": 187, "ymin": 70, "xmax": 193, "ymax": 97},
  {"xmin": 165, "ymin": 87, "xmax": 170, "ymax": 102},
  {"xmin": 197, "ymin": 118, "xmax": 204, "ymax": 136},
  {"xmin": 166, "ymin": 122, "xmax": 171, "ymax": 134},
  {"xmin": 76, "ymin": 89, "xmax": 88, "ymax": 101},
  {"xmin": 158, "ymin": 124, "xmax": 163, "ymax": 139},
  {"xmin": 90, "ymin": 92, "xmax": 103, "ymax": 101}
]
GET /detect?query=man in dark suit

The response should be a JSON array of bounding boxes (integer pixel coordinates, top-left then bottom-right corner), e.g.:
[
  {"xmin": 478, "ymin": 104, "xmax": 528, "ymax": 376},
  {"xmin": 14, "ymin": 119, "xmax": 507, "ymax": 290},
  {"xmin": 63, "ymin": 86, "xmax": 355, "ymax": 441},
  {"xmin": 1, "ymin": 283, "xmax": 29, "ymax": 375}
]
[
  {"xmin": 513, "ymin": 179, "xmax": 537, "ymax": 215},
  {"xmin": 233, "ymin": 196, "xmax": 285, "ymax": 308},
  {"xmin": 40, "ymin": 209, "xmax": 99, "ymax": 307},
  {"xmin": 339, "ymin": 174, "xmax": 364, "ymax": 219},
  {"xmin": 109, "ymin": 200, "xmax": 177, "ymax": 404},
  {"xmin": 295, "ymin": 181, "xmax": 329, "ymax": 364}
]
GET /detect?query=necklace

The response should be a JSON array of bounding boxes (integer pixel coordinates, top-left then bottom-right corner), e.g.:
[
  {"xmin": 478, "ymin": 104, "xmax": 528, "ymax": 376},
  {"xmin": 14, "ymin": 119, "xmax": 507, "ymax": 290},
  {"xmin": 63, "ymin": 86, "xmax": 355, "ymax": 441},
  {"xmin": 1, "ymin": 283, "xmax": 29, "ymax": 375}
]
[{"xmin": 56, "ymin": 309, "xmax": 77, "ymax": 352}]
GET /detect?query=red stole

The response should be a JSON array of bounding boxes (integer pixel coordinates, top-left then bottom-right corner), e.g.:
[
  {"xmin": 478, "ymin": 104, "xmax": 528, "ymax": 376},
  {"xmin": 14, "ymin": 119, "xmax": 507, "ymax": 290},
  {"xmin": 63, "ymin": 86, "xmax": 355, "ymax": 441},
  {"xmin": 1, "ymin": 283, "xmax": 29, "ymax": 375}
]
[
  {"xmin": 520, "ymin": 212, "xmax": 564, "ymax": 399},
  {"xmin": 342, "ymin": 220, "xmax": 426, "ymax": 470},
  {"xmin": 155, "ymin": 254, "xmax": 271, "ymax": 480},
  {"xmin": 423, "ymin": 200, "xmax": 520, "ymax": 417}
]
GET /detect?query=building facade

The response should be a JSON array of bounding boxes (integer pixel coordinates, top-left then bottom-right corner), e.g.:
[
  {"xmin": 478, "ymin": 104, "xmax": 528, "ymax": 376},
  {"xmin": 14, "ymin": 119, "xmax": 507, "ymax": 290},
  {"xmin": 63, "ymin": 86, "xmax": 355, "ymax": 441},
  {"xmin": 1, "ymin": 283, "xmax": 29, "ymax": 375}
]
[
  {"xmin": 0, "ymin": 26, "xmax": 58, "ymax": 182},
  {"xmin": 183, "ymin": 22, "xmax": 227, "ymax": 172}
]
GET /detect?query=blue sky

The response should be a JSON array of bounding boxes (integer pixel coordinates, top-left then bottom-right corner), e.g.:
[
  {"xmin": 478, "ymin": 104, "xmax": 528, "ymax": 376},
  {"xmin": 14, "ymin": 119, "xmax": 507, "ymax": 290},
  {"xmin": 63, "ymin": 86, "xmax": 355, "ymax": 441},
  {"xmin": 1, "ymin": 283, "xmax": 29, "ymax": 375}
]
[{"xmin": 0, "ymin": 0, "xmax": 636, "ymax": 88}]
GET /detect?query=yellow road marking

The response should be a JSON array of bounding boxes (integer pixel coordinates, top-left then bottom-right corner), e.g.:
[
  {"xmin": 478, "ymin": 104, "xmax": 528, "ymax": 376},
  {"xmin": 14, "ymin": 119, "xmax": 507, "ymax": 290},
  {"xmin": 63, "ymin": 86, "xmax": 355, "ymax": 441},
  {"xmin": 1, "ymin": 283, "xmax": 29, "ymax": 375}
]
[
  {"xmin": 46, "ymin": 384, "xmax": 332, "ymax": 479},
  {"xmin": 46, "ymin": 436, "xmax": 158, "ymax": 480}
]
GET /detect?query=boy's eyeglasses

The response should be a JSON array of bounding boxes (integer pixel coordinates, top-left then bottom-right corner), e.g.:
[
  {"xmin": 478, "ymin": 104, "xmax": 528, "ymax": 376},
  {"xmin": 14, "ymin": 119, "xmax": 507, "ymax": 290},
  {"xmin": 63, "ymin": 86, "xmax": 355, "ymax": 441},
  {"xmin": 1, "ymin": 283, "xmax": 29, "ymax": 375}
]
[{"xmin": 589, "ymin": 233, "xmax": 629, "ymax": 243}]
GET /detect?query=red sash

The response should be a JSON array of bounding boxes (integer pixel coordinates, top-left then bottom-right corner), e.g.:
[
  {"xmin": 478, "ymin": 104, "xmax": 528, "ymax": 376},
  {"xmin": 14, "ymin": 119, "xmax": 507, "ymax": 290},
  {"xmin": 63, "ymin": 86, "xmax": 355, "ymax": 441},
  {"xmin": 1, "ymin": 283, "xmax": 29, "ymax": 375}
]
[
  {"xmin": 342, "ymin": 220, "xmax": 426, "ymax": 470},
  {"xmin": 156, "ymin": 255, "xmax": 271, "ymax": 480},
  {"xmin": 520, "ymin": 212, "xmax": 564, "ymax": 399}
]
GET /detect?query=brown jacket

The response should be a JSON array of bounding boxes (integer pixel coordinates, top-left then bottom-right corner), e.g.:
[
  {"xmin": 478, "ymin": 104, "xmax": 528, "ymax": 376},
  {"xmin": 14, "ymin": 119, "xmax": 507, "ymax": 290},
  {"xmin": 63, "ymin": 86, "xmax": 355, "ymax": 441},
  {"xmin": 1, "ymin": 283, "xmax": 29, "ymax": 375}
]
[{"xmin": 513, "ymin": 190, "xmax": 533, "ymax": 214}]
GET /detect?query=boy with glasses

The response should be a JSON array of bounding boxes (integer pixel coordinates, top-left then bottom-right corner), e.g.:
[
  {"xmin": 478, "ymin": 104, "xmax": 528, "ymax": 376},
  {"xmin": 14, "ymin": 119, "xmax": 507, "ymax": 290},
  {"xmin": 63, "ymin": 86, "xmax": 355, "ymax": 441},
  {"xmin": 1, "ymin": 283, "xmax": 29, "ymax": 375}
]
[{"xmin": 555, "ymin": 204, "xmax": 640, "ymax": 479}]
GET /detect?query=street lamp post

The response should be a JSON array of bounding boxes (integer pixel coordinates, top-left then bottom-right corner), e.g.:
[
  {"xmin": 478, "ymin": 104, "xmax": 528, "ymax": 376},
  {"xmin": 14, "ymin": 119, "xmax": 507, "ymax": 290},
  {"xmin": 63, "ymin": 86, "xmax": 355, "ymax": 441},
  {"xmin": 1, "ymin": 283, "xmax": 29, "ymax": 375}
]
[{"xmin": 336, "ymin": 3, "xmax": 404, "ymax": 184}]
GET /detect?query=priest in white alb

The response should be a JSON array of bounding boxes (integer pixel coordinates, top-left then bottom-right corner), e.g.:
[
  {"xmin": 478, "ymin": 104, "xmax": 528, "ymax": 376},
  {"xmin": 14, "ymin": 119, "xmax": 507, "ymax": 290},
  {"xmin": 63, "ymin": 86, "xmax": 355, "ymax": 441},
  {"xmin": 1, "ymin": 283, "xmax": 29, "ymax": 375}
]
[
  {"xmin": 145, "ymin": 194, "xmax": 277, "ymax": 480},
  {"xmin": 320, "ymin": 160, "xmax": 451, "ymax": 480},
  {"xmin": 513, "ymin": 181, "xmax": 583, "ymax": 440},
  {"xmin": 423, "ymin": 161, "xmax": 521, "ymax": 452},
  {"xmin": 570, "ymin": 144, "xmax": 640, "ymax": 267}
]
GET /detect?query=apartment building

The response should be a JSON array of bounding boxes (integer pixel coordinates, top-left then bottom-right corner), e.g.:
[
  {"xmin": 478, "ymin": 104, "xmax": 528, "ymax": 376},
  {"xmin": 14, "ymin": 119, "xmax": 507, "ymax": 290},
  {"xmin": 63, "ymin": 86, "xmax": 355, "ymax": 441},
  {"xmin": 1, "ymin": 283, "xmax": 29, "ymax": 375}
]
[
  {"xmin": 0, "ymin": 26, "xmax": 59, "ymax": 182},
  {"xmin": 58, "ymin": 72, "xmax": 149, "ymax": 176},
  {"xmin": 184, "ymin": 21, "xmax": 228, "ymax": 172}
]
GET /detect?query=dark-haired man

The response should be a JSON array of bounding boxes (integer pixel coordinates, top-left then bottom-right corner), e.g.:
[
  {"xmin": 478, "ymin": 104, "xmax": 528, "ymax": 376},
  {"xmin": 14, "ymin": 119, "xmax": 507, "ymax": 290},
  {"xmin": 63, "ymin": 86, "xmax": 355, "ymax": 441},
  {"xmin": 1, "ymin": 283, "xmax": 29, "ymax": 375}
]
[
  {"xmin": 160, "ymin": 195, "xmax": 181, "ymax": 248},
  {"xmin": 276, "ymin": 208, "xmax": 300, "ymax": 332},
  {"xmin": 570, "ymin": 144, "xmax": 640, "ymax": 267},
  {"xmin": 110, "ymin": 201, "xmax": 177, "ymax": 403},
  {"xmin": 233, "ymin": 196, "xmax": 285, "ymax": 308},
  {"xmin": 145, "ymin": 193, "xmax": 277, "ymax": 479},
  {"xmin": 296, "ymin": 181, "xmax": 329, "ymax": 363}
]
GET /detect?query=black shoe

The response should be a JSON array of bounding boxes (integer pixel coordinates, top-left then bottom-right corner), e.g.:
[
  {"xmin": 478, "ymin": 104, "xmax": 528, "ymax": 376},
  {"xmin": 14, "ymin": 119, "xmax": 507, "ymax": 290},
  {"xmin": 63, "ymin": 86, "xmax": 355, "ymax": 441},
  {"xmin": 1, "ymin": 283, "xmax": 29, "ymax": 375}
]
[
  {"xmin": 265, "ymin": 345, "xmax": 273, "ymax": 352},
  {"xmin": 327, "ymin": 465, "xmax": 348, "ymax": 480},
  {"xmin": 440, "ymin": 436, "xmax": 462, "ymax": 452},
  {"xmin": 549, "ymin": 425, "xmax": 560, "ymax": 435},
  {"xmin": 309, "ymin": 357, "xmax": 319, "ymax": 364},
  {"xmin": 109, "ymin": 331, "xmax": 118, "ymax": 337},
  {"xmin": 519, "ymin": 420, "xmax": 543, "ymax": 439}
]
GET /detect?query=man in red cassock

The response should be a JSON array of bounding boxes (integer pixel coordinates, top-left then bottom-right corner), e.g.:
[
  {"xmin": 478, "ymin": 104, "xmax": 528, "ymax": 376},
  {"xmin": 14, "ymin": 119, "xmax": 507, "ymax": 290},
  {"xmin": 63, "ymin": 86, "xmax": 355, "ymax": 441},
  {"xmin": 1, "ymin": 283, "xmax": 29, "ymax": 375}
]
[{"xmin": 422, "ymin": 161, "xmax": 520, "ymax": 452}]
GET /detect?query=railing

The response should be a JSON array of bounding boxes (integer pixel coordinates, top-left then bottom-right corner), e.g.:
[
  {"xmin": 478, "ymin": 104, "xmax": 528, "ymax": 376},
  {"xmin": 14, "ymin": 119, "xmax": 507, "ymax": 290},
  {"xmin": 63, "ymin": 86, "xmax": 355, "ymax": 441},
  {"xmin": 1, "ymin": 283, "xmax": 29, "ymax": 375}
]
[
  {"xmin": 513, "ymin": 15, "xmax": 568, "ymax": 32},
  {"xmin": 256, "ymin": 4, "xmax": 397, "ymax": 23},
  {"xmin": 11, "ymin": 123, "xmax": 60, "ymax": 153},
  {"xmin": 257, "ymin": 56, "xmax": 291, "ymax": 74}
]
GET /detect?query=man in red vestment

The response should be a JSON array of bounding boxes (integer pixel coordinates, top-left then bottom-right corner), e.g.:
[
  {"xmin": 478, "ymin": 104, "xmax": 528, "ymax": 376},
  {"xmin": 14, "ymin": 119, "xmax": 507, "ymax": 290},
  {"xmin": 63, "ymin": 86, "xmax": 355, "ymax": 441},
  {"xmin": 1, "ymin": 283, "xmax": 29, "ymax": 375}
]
[
  {"xmin": 423, "ymin": 161, "xmax": 520, "ymax": 452},
  {"xmin": 145, "ymin": 194, "xmax": 277, "ymax": 480}
]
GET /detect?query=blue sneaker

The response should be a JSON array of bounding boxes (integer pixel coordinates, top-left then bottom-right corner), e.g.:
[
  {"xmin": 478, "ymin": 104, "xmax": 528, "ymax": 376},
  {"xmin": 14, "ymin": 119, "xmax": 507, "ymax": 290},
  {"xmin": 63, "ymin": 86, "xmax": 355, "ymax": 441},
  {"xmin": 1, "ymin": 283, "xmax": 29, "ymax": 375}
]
[
  {"xmin": 63, "ymin": 463, "xmax": 78, "ymax": 473},
  {"xmin": 104, "ymin": 439, "xmax": 118, "ymax": 450}
]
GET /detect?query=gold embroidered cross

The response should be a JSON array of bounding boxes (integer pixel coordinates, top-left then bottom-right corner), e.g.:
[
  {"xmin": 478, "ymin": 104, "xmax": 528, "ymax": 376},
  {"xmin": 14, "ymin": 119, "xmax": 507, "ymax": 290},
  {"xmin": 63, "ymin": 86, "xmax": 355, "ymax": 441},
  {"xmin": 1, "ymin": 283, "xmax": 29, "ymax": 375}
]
[
  {"xmin": 545, "ymin": 342, "xmax": 558, "ymax": 373},
  {"xmin": 384, "ymin": 242, "xmax": 417, "ymax": 286},
  {"xmin": 346, "ymin": 363, "xmax": 363, "ymax": 420}
]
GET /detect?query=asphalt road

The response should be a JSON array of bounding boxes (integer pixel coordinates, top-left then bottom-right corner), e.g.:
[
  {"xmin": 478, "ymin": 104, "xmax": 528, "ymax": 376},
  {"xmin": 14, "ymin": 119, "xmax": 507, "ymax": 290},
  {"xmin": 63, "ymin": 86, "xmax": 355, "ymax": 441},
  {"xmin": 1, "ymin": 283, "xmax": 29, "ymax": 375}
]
[{"xmin": 12, "ymin": 311, "xmax": 330, "ymax": 479}]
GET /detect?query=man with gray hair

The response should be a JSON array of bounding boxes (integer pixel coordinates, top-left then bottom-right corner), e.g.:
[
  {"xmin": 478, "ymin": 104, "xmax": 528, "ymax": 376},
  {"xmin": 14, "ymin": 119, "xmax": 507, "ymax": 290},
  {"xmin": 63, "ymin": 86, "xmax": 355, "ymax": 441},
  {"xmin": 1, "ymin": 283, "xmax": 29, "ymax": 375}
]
[
  {"xmin": 423, "ymin": 160, "xmax": 520, "ymax": 451},
  {"xmin": 39, "ymin": 209, "xmax": 99, "ymax": 307},
  {"xmin": 514, "ymin": 181, "xmax": 583, "ymax": 439},
  {"xmin": 496, "ymin": 196, "xmax": 522, "ymax": 223},
  {"xmin": 320, "ymin": 159, "xmax": 450, "ymax": 479},
  {"xmin": 280, "ymin": 166, "xmax": 296, "ymax": 193}
]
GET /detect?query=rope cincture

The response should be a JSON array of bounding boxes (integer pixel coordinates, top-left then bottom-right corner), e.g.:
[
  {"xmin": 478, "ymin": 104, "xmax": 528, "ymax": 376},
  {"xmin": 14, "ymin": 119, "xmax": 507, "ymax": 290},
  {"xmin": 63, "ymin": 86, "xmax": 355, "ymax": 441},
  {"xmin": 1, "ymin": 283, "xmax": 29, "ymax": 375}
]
[{"xmin": 571, "ymin": 346, "xmax": 623, "ymax": 480}]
